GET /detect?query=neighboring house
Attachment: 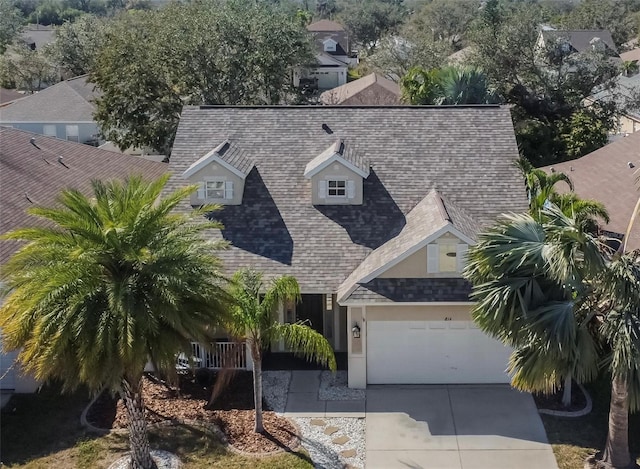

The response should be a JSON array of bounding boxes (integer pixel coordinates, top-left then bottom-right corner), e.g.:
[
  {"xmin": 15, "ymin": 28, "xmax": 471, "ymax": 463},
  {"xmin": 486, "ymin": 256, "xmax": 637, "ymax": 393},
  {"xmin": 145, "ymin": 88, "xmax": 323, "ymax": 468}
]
[
  {"xmin": 0, "ymin": 127, "xmax": 167, "ymax": 394},
  {"xmin": 620, "ymin": 48, "xmax": 640, "ymax": 64},
  {"xmin": 588, "ymin": 69, "xmax": 640, "ymax": 134},
  {"xmin": 536, "ymin": 28, "xmax": 620, "ymax": 58},
  {"xmin": 0, "ymin": 88, "xmax": 24, "ymax": 107},
  {"xmin": 541, "ymin": 131, "xmax": 640, "ymax": 251},
  {"xmin": 0, "ymin": 75, "xmax": 101, "ymax": 145},
  {"xmin": 319, "ymin": 73, "xmax": 400, "ymax": 105},
  {"xmin": 168, "ymin": 105, "xmax": 528, "ymax": 388},
  {"xmin": 446, "ymin": 46, "xmax": 475, "ymax": 65},
  {"xmin": 295, "ymin": 19, "xmax": 357, "ymax": 91},
  {"xmin": 20, "ymin": 24, "xmax": 56, "ymax": 51}
]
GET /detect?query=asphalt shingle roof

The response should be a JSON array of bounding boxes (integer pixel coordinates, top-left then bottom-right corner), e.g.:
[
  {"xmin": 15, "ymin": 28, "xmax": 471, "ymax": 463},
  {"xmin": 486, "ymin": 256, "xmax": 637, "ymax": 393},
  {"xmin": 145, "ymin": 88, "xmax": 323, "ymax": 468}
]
[
  {"xmin": 168, "ymin": 105, "xmax": 527, "ymax": 293},
  {"xmin": 320, "ymin": 73, "xmax": 401, "ymax": 105},
  {"xmin": 346, "ymin": 278, "xmax": 472, "ymax": 303},
  {"xmin": 0, "ymin": 76, "xmax": 98, "ymax": 122},
  {"xmin": 541, "ymin": 29, "xmax": 618, "ymax": 55},
  {"xmin": 0, "ymin": 127, "xmax": 168, "ymax": 265}
]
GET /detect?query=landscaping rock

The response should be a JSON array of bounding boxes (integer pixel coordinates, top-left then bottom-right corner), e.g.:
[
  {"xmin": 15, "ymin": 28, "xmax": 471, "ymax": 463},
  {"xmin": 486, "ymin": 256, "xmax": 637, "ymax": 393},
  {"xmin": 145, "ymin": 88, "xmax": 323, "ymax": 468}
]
[
  {"xmin": 108, "ymin": 450, "xmax": 181, "ymax": 469},
  {"xmin": 310, "ymin": 418, "xmax": 326, "ymax": 426},
  {"xmin": 340, "ymin": 449, "xmax": 357, "ymax": 458},
  {"xmin": 332, "ymin": 435, "xmax": 350, "ymax": 445}
]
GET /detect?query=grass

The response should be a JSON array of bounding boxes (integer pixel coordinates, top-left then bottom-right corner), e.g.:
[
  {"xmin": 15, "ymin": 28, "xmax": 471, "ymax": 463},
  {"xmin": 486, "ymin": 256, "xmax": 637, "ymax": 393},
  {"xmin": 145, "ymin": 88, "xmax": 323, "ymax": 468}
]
[
  {"xmin": 0, "ymin": 384, "xmax": 313, "ymax": 469},
  {"xmin": 540, "ymin": 375, "xmax": 640, "ymax": 469}
]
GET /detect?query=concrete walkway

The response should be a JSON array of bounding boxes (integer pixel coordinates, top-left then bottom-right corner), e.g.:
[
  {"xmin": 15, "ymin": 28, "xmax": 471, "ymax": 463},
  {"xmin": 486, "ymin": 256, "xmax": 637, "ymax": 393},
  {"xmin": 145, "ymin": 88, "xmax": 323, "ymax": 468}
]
[
  {"xmin": 366, "ymin": 385, "xmax": 558, "ymax": 469},
  {"xmin": 283, "ymin": 370, "xmax": 365, "ymax": 418}
]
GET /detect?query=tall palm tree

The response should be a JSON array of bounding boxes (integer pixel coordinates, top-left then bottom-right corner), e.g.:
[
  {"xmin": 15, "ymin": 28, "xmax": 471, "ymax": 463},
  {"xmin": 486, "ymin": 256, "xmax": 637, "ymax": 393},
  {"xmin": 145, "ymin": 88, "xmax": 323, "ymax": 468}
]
[
  {"xmin": 437, "ymin": 67, "xmax": 498, "ymax": 105},
  {"xmin": 226, "ymin": 268, "xmax": 337, "ymax": 433},
  {"xmin": 465, "ymin": 205, "xmax": 604, "ymax": 406},
  {"xmin": 0, "ymin": 175, "xmax": 230, "ymax": 469}
]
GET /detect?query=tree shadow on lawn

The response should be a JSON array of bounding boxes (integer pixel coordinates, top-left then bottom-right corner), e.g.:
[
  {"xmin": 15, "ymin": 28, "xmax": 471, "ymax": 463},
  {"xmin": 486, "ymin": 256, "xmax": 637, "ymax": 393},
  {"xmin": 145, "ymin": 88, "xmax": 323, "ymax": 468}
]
[
  {"xmin": 539, "ymin": 374, "xmax": 640, "ymax": 463},
  {"xmin": 0, "ymin": 382, "xmax": 103, "ymax": 466}
]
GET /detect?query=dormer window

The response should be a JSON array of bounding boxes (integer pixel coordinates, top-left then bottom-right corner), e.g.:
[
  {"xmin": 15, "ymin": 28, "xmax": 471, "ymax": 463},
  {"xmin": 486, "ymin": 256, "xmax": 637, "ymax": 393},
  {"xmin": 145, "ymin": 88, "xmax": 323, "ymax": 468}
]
[
  {"xmin": 305, "ymin": 139, "xmax": 369, "ymax": 206},
  {"xmin": 323, "ymin": 38, "xmax": 337, "ymax": 53},
  {"xmin": 182, "ymin": 140, "xmax": 253, "ymax": 206}
]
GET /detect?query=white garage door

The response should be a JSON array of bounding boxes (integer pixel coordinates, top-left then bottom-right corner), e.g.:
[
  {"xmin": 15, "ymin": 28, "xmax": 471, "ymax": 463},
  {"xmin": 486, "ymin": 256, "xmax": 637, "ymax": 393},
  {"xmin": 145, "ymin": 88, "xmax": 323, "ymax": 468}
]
[
  {"xmin": 313, "ymin": 71, "xmax": 340, "ymax": 90},
  {"xmin": 367, "ymin": 320, "xmax": 512, "ymax": 384}
]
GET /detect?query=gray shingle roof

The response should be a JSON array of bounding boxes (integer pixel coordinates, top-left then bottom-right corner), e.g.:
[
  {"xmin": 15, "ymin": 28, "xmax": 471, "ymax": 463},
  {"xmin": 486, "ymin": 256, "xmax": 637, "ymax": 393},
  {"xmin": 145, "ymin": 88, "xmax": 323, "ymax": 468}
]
[
  {"xmin": 184, "ymin": 140, "xmax": 254, "ymax": 178},
  {"xmin": 345, "ymin": 278, "xmax": 472, "ymax": 302},
  {"xmin": 0, "ymin": 127, "xmax": 168, "ymax": 265},
  {"xmin": 541, "ymin": 29, "xmax": 618, "ymax": 55},
  {"xmin": 0, "ymin": 76, "xmax": 98, "ymax": 123},
  {"xmin": 168, "ymin": 106, "xmax": 527, "ymax": 293},
  {"xmin": 304, "ymin": 139, "xmax": 369, "ymax": 178}
]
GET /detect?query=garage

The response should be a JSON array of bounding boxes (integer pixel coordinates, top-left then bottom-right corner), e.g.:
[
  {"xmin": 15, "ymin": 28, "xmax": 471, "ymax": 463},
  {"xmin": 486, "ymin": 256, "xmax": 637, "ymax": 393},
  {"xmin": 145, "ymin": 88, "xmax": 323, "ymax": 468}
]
[
  {"xmin": 312, "ymin": 71, "xmax": 340, "ymax": 90},
  {"xmin": 366, "ymin": 320, "xmax": 512, "ymax": 384}
]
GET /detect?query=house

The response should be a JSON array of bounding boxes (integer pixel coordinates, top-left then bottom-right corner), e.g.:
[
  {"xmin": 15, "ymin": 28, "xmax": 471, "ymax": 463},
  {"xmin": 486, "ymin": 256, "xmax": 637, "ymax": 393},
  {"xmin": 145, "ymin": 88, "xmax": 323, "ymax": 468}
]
[
  {"xmin": 0, "ymin": 88, "xmax": 24, "ymax": 107},
  {"xmin": 541, "ymin": 131, "xmax": 640, "ymax": 251},
  {"xmin": 0, "ymin": 75, "xmax": 101, "ymax": 145},
  {"xmin": 295, "ymin": 19, "xmax": 357, "ymax": 91},
  {"xmin": 168, "ymin": 105, "xmax": 528, "ymax": 388},
  {"xmin": 319, "ymin": 73, "xmax": 401, "ymax": 105},
  {"xmin": 536, "ymin": 28, "xmax": 619, "ymax": 58},
  {"xmin": 20, "ymin": 24, "xmax": 56, "ymax": 51},
  {"xmin": 620, "ymin": 48, "xmax": 640, "ymax": 64},
  {"xmin": 588, "ymin": 69, "xmax": 640, "ymax": 134},
  {"xmin": 0, "ymin": 127, "xmax": 167, "ymax": 394}
]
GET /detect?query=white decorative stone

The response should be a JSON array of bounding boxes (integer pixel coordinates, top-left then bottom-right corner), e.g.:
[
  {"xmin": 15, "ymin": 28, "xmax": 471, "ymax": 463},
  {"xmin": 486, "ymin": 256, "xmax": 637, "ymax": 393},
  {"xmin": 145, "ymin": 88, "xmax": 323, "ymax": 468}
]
[{"xmin": 107, "ymin": 450, "xmax": 181, "ymax": 469}]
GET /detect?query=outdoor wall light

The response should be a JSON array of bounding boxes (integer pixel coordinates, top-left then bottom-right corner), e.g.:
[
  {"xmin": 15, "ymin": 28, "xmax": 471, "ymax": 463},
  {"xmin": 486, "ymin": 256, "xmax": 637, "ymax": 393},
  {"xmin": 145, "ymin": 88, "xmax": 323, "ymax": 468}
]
[{"xmin": 352, "ymin": 323, "xmax": 361, "ymax": 339}]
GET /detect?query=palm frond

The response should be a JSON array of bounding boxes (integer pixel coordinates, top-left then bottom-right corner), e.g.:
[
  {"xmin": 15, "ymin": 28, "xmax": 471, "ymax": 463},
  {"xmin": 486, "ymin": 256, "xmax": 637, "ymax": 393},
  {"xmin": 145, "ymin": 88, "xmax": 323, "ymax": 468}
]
[{"xmin": 274, "ymin": 322, "xmax": 337, "ymax": 371}]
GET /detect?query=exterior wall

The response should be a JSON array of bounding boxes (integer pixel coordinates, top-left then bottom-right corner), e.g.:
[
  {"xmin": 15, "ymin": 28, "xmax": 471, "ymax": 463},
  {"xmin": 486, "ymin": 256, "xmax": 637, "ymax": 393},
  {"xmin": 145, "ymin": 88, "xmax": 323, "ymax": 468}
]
[
  {"xmin": 187, "ymin": 161, "xmax": 245, "ymax": 206},
  {"xmin": 619, "ymin": 114, "xmax": 640, "ymax": 134},
  {"xmin": 347, "ymin": 303, "xmax": 473, "ymax": 388},
  {"xmin": 4, "ymin": 122, "xmax": 99, "ymax": 144},
  {"xmin": 311, "ymin": 162, "xmax": 363, "ymax": 205},
  {"xmin": 379, "ymin": 232, "xmax": 465, "ymax": 278}
]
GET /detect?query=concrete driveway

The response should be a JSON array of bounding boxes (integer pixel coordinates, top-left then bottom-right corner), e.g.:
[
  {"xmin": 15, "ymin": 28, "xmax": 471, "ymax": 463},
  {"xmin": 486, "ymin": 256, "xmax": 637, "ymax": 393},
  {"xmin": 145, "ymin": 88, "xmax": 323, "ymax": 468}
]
[{"xmin": 366, "ymin": 385, "xmax": 558, "ymax": 469}]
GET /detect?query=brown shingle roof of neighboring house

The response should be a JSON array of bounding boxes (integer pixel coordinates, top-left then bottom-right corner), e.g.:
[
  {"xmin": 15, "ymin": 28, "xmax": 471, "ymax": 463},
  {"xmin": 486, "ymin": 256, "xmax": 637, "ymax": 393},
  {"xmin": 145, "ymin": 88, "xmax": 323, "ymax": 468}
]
[
  {"xmin": 621, "ymin": 48, "xmax": 640, "ymax": 62},
  {"xmin": 0, "ymin": 76, "xmax": 99, "ymax": 123},
  {"xmin": 307, "ymin": 19, "xmax": 345, "ymax": 32},
  {"xmin": 319, "ymin": 73, "xmax": 400, "ymax": 105},
  {"xmin": 0, "ymin": 88, "xmax": 24, "ymax": 106},
  {"xmin": 0, "ymin": 127, "xmax": 168, "ymax": 265},
  {"xmin": 541, "ymin": 132, "xmax": 640, "ymax": 251},
  {"xmin": 168, "ymin": 105, "xmax": 527, "ymax": 292}
]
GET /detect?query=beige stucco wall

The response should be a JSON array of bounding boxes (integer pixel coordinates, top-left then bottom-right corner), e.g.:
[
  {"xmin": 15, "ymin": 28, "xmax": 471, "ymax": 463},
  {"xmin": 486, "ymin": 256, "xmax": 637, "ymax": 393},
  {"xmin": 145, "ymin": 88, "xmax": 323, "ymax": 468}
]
[
  {"xmin": 379, "ymin": 233, "xmax": 465, "ymax": 278},
  {"xmin": 619, "ymin": 114, "xmax": 640, "ymax": 134},
  {"xmin": 186, "ymin": 162, "xmax": 245, "ymax": 206},
  {"xmin": 311, "ymin": 163, "xmax": 363, "ymax": 205},
  {"xmin": 347, "ymin": 307, "xmax": 366, "ymax": 388}
]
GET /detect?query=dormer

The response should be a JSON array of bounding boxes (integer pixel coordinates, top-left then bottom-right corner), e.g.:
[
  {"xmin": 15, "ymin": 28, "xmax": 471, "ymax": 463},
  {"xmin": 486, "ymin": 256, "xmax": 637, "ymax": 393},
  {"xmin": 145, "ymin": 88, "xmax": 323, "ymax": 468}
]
[
  {"xmin": 182, "ymin": 140, "xmax": 254, "ymax": 206},
  {"xmin": 304, "ymin": 139, "xmax": 369, "ymax": 205},
  {"xmin": 323, "ymin": 38, "xmax": 337, "ymax": 53}
]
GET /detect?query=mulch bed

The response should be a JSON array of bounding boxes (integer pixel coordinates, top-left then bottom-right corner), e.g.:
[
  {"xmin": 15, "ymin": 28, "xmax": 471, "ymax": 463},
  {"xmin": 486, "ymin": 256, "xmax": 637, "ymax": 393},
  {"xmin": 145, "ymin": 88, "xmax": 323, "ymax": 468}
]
[
  {"xmin": 86, "ymin": 371, "xmax": 297, "ymax": 454},
  {"xmin": 533, "ymin": 380, "xmax": 587, "ymax": 412}
]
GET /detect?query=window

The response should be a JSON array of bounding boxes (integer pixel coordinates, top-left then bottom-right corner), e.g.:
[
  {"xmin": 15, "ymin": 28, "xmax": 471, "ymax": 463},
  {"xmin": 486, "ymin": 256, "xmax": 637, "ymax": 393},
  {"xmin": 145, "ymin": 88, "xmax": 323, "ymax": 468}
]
[
  {"xmin": 427, "ymin": 242, "xmax": 468, "ymax": 274},
  {"xmin": 65, "ymin": 125, "xmax": 79, "ymax": 142},
  {"xmin": 328, "ymin": 180, "xmax": 346, "ymax": 197},
  {"xmin": 43, "ymin": 125, "xmax": 57, "ymax": 138},
  {"xmin": 205, "ymin": 180, "xmax": 225, "ymax": 199}
]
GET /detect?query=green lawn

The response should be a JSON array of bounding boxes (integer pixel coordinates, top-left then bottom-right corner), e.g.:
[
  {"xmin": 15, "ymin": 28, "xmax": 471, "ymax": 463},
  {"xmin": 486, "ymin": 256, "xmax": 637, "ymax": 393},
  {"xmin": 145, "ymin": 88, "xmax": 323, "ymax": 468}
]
[
  {"xmin": 0, "ymin": 385, "xmax": 313, "ymax": 469},
  {"xmin": 540, "ymin": 375, "xmax": 640, "ymax": 469}
]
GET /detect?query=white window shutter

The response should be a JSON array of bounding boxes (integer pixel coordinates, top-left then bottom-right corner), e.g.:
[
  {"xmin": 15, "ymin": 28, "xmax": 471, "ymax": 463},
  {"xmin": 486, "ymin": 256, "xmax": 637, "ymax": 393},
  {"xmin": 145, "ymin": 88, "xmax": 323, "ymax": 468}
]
[
  {"xmin": 347, "ymin": 180, "xmax": 355, "ymax": 198},
  {"xmin": 197, "ymin": 182, "xmax": 205, "ymax": 199},
  {"xmin": 456, "ymin": 243, "xmax": 468, "ymax": 273},
  {"xmin": 224, "ymin": 181, "xmax": 233, "ymax": 200},
  {"xmin": 427, "ymin": 244, "xmax": 439, "ymax": 273},
  {"xmin": 318, "ymin": 180, "xmax": 327, "ymax": 198}
]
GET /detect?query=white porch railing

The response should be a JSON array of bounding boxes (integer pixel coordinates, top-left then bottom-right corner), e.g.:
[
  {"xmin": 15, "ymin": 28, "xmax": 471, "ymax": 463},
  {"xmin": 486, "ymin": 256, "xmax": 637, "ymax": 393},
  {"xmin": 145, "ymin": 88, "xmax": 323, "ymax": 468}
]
[{"xmin": 177, "ymin": 341, "xmax": 247, "ymax": 370}]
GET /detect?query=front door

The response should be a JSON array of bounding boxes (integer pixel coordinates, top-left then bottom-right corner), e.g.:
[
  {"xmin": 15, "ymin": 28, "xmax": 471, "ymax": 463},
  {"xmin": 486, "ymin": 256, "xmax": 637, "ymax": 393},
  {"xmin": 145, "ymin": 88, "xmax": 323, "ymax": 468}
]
[{"xmin": 296, "ymin": 294, "xmax": 324, "ymax": 334}]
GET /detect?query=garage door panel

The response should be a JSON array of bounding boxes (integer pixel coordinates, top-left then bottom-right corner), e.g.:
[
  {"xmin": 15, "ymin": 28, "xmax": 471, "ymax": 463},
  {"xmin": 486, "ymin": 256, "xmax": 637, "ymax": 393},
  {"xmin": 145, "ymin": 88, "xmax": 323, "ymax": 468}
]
[{"xmin": 366, "ymin": 320, "xmax": 511, "ymax": 385}]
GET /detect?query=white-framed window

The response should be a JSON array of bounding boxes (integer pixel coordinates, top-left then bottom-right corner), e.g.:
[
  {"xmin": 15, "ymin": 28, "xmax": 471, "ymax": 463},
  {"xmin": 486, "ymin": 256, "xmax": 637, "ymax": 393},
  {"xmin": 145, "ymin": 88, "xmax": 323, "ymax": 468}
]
[
  {"xmin": 328, "ymin": 179, "xmax": 346, "ymax": 197},
  {"xmin": 43, "ymin": 124, "xmax": 57, "ymax": 137},
  {"xmin": 427, "ymin": 242, "xmax": 468, "ymax": 274},
  {"xmin": 65, "ymin": 125, "xmax": 79, "ymax": 142},
  {"xmin": 197, "ymin": 179, "xmax": 233, "ymax": 201}
]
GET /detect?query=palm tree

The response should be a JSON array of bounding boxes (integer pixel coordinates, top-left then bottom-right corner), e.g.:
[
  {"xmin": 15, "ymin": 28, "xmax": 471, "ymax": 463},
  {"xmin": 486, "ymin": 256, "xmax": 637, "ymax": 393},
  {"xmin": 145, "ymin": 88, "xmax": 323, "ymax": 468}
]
[
  {"xmin": 437, "ymin": 67, "xmax": 498, "ymax": 105},
  {"xmin": 226, "ymin": 268, "xmax": 337, "ymax": 433},
  {"xmin": 465, "ymin": 205, "xmax": 604, "ymax": 406},
  {"xmin": 0, "ymin": 175, "xmax": 230, "ymax": 469}
]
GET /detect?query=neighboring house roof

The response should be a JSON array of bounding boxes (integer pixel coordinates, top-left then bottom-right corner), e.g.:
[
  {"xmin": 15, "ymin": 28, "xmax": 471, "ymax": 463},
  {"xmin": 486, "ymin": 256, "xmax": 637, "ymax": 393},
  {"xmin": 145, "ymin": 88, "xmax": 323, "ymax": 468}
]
[
  {"xmin": 316, "ymin": 53, "xmax": 349, "ymax": 67},
  {"xmin": 0, "ymin": 76, "xmax": 99, "ymax": 123},
  {"xmin": 0, "ymin": 88, "xmax": 24, "ymax": 106},
  {"xmin": 621, "ymin": 48, "xmax": 640, "ymax": 63},
  {"xmin": 168, "ymin": 106, "xmax": 527, "ymax": 293},
  {"xmin": 337, "ymin": 189, "xmax": 478, "ymax": 302},
  {"xmin": 589, "ymin": 72, "xmax": 640, "ymax": 120},
  {"xmin": 307, "ymin": 20, "xmax": 345, "ymax": 32},
  {"xmin": 541, "ymin": 29, "xmax": 618, "ymax": 55},
  {"xmin": 319, "ymin": 73, "xmax": 400, "ymax": 105},
  {"xmin": 20, "ymin": 24, "xmax": 55, "ymax": 50},
  {"xmin": 541, "ymin": 131, "xmax": 640, "ymax": 251},
  {"xmin": 0, "ymin": 127, "xmax": 168, "ymax": 265},
  {"xmin": 183, "ymin": 140, "xmax": 254, "ymax": 179}
]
